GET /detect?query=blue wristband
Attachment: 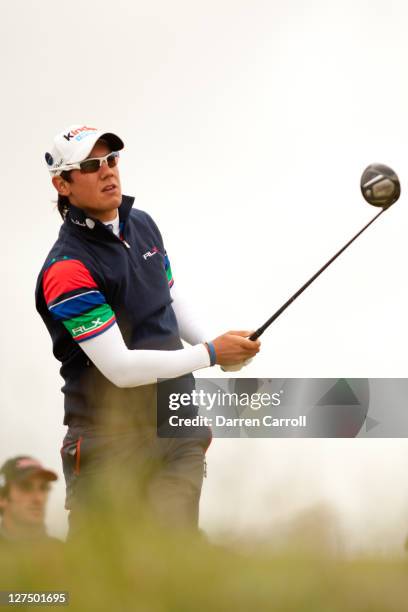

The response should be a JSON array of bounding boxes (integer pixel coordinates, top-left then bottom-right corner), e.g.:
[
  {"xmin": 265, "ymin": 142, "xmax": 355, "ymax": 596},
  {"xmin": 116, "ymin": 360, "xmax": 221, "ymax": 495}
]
[{"xmin": 206, "ymin": 341, "xmax": 217, "ymax": 366}]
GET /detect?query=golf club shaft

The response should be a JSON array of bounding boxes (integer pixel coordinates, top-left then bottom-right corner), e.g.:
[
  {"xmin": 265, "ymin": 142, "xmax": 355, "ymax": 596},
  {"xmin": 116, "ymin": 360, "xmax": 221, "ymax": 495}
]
[{"xmin": 249, "ymin": 207, "xmax": 387, "ymax": 341}]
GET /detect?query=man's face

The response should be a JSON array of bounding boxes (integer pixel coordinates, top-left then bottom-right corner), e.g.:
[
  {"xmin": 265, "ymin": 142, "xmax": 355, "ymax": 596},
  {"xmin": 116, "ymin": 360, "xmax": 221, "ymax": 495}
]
[
  {"xmin": 0, "ymin": 476, "xmax": 51, "ymax": 528},
  {"xmin": 54, "ymin": 139, "xmax": 122, "ymax": 222}
]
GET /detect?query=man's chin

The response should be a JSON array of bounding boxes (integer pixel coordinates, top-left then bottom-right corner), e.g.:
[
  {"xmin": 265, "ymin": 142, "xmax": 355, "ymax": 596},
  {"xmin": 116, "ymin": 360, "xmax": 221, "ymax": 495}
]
[
  {"xmin": 102, "ymin": 190, "xmax": 122, "ymax": 206},
  {"xmin": 25, "ymin": 512, "xmax": 45, "ymax": 525},
  {"xmin": 82, "ymin": 196, "xmax": 123, "ymax": 221},
  {"xmin": 104, "ymin": 197, "xmax": 122, "ymax": 212}
]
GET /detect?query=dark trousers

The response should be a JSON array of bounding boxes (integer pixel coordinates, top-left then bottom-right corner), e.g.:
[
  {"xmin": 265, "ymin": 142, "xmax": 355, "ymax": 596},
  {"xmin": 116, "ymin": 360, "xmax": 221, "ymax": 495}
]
[{"xmin": 61, "ymin": 423, "xmax": 210, "ymax": 539}]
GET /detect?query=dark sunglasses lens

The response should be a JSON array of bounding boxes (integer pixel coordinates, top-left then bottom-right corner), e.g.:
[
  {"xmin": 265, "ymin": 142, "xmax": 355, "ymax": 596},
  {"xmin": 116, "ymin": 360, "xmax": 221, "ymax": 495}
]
[
  {"xmin": 107, "ymin": 154, "xmax": 118, "ymax": 168},
  {"xmin": 80, "ymin": 154, "xmax": 118, "ymax": 173},
  {"xmin": 80, "ymin": 159, "xmax": 100, "ymax": 173}
]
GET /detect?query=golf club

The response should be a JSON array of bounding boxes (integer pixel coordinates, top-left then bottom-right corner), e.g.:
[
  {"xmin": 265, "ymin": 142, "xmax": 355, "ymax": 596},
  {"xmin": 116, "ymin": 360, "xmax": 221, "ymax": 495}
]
[{"xmin": 249, "ymin": 163, "xmax": 400, "ymax": 341}]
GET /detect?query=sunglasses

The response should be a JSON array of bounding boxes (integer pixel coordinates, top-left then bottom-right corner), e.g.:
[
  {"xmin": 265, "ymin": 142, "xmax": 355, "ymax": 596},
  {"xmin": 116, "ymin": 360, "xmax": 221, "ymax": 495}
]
[{"xmin": 63, "ymin": 151, "xmax": 120, "ymax": 174}]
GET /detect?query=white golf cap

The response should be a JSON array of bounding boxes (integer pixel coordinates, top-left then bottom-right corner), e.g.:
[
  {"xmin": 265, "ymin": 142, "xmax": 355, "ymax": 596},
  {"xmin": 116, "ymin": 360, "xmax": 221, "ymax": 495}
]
[{"xmin": 45, "ymin": 124, "xmax": 124, "ymax": 175}]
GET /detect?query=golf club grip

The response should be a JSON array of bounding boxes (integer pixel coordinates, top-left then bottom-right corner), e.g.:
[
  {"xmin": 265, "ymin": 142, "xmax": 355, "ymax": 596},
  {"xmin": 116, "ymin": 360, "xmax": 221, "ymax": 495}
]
[
  {"xmin": 249, "ymin": 207, "xmax": 387, "ymax": 341},
  {"xmin": 249, "ymin": 330, "xmax": 262, "ymax": 341}
]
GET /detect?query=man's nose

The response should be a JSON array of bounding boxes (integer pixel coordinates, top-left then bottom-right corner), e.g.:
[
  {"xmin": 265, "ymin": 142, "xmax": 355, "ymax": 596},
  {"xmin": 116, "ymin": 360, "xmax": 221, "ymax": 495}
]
[
  {"xmin": 31, "ymin": 489, "xmax": 47, "ymax": 505},
  {"xmin": 100, "ymin": 159, "xmax": 114, "ymax": 177}
]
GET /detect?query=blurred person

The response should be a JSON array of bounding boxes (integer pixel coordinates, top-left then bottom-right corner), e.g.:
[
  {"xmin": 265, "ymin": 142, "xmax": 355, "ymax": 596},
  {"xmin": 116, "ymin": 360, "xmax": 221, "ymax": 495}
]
[
  {"xmin": 35, "ymin": 125, "xmax": 261, "ymax": 537},
  {"xmin": 0, "ymin": 457, "xmax": 61, "ymax": 547}
]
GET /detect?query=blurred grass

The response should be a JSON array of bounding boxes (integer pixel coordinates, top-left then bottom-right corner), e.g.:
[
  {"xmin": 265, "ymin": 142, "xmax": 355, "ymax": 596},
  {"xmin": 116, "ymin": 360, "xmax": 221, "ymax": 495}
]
[
  {"xmin": 1, "ymin": 465, "xmax": 406, "ymax": 611},
  {"xmin": 1, "ymin": 512, "xmax": 407, "ymax": 612}
]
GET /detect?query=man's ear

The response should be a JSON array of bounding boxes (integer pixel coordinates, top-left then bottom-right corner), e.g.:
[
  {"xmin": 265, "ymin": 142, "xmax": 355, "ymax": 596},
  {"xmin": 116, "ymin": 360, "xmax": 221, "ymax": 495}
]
[{"xmin": 52, "ymin": 175, "xmax": 71, "ymax": 197}]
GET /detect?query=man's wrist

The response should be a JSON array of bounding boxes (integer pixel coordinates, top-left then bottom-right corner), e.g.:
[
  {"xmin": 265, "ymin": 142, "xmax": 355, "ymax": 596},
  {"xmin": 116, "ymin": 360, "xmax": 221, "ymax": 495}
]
[{"xmin": 204, "ymin": 341, "xmax": 217, "ymax": 366}]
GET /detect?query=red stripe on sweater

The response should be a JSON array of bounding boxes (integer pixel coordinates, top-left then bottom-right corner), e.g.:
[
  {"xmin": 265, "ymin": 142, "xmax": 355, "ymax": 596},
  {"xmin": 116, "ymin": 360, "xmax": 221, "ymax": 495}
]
[{"xmin": 43, "ymin": 260, "xmax": 97, "ymax": 304}]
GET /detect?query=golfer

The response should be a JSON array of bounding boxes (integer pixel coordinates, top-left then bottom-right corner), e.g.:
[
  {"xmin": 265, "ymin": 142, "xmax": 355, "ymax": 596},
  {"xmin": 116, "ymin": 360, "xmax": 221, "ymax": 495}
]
[{"xmin": 35, "ymin": 125, "xmax": 261, "ymax": 536}]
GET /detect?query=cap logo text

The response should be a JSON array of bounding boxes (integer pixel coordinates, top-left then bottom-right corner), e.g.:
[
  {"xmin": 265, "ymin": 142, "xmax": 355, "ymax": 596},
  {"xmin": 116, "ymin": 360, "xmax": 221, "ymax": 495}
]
[{"xmin": 63, "ymin": 126, "xmax": 98, "ymax": 142}]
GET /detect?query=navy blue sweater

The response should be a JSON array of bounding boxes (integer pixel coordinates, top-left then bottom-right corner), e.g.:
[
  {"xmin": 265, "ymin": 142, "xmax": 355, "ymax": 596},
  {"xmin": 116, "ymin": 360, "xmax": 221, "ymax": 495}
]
[{"xmin": 35, "ymin": 196, "xmax": 195, "ymax": 429}]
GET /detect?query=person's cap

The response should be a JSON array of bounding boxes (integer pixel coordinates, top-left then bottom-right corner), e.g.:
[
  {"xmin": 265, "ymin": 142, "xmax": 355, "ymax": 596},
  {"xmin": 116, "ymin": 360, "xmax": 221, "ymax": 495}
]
[
  {"xmin": 0, "ymin": 456, "xmax": 58, "ymax": 490},
  {"xmin": 45, "ymin": 124, "xmax": 124, "ymax": 176}
]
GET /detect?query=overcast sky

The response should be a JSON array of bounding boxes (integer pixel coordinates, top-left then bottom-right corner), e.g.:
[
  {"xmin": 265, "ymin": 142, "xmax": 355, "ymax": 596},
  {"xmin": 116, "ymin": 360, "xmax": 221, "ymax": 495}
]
[{"xmin": 1, "ymin": 0, "xmax": 408, "ymax": 551}]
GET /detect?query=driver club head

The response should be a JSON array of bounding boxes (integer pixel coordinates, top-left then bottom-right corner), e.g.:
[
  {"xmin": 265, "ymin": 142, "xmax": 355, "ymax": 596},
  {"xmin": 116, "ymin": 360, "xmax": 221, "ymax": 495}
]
[{"xmin": 360, "ymin": 163, "xmax": 400, "ymax": 208}]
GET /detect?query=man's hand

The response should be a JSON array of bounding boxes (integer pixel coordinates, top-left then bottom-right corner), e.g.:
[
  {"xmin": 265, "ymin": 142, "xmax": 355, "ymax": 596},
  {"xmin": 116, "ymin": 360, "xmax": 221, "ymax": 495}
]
[{"xmin": 207, "ymin": 331, "xmax": 261, "ymax": 366}]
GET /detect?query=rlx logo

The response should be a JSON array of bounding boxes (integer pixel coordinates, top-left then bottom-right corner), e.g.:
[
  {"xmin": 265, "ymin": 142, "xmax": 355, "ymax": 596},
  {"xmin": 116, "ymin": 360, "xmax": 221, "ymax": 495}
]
[
  {"xmin": 143, "ymin": 247, "xmax": 159, "ymax": 260},
  {"xmin": 72, "ymin": 318, "xmax": 102, "ymax": 336}
]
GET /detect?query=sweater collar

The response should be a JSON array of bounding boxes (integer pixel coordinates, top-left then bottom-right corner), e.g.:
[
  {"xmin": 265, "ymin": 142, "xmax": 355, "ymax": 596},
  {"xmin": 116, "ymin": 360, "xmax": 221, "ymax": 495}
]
[{"xmin": 66, "ymin": 195, "xmax": 134, "ymax": 234}]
